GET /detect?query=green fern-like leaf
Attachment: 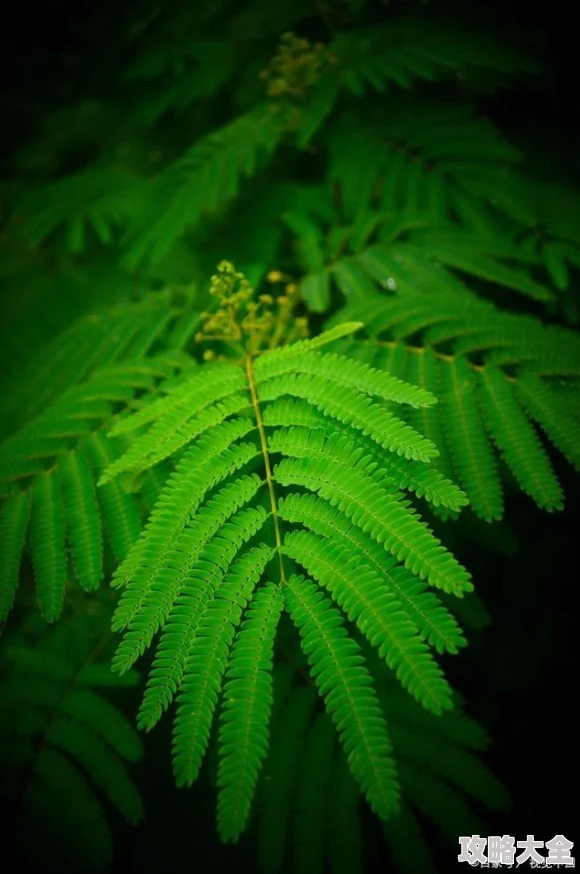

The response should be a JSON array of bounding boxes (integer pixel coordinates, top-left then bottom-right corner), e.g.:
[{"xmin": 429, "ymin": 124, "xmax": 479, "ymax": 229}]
[
  {"xmin": 216, "ymin": 580, "xmax": 284, "ymax": 841},
  {"xmin": 30, "ymin": 470, "xmax": 67, "ymax": 622},
  {"xmin": 98, "ymin": 316, "xmax": 472, "ymax": 837},
  {"xmin": 14, "ymin": 168, "xmax": 144, "ymax": 250},
  {"xmin": 122, "ymin": 104, "xmax": 285, "ymax": 268},
  {"xmin": 0, "ymin": 618, "xmax": 144, "ymax": 872},
  {"xmin": 0, "ymin": 354, "xmax": 196, "ymax": 621},
  {"xmin": 292, "ymin": 207, "xmax": 553, "ymax": 311},
  {"xmin": 0, "ymin": 291, "xmax": 199, "ymax": 439},
  {"xmin": 284, "ymin": 574, "xmax": 399, "ymax": 819},
  {"xmin": 241, "ymin": 658, "xmax": 507, "ymax": 874},
  {"xmin": 0, "ymin": 488, "xmax": 31, "ymax": 620},
  {"xmin": 292, "ymin": 711, "xmax": 336, "ymax": 874},
  {"xmin": 331, "ymin": 16, "xmax": 535, "ymax": 99},
  {"xmin": 258, "ymin": 681, "xmax": 318, "ymax": 874},
  {"xmin": 328, "ymin": 291, "xmax": 580, "ymax": 515}
]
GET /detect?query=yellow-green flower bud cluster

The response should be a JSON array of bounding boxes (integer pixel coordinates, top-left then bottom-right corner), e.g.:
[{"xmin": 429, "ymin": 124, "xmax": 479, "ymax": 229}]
[
  {"xmin": 259, "ymin": 32, "xmax": 328, "ymax": 101},
  {"xmin": 196, "ymin": 261, "xmax": 309, "ymax": 357}
]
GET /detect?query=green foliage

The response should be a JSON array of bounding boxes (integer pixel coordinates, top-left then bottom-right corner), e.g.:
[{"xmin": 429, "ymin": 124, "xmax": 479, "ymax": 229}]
[
  {"xmin": 1, "ymin": 0, "xmax": 579, "ymax": 871},
  {"xmin": 0, "ymin": 342, "xmax": 200, "ymax": 620},
  {"xmin": 0, "ymin": 614, "xmax": 144, "ymax": 872},
  {"xmin": 245, "ymin": 658, "xmax": 508, "ymax": 874},
  {"xmin": 85, "ymin": 281, "xmax": 472, "ymax": 838},
  {"xmin": 328, "ymin": 290, "xmax": 580, "ymax": 517}
]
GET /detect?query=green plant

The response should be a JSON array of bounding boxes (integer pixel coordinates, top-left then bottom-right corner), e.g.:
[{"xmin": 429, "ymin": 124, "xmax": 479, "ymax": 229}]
[
  {"xmin": 0, "ymin": 612, "xmax": 143, "ymax": 872},
  {"xmin": 1, "ymin": 1, "xmax": 578, "ymax": 871}
]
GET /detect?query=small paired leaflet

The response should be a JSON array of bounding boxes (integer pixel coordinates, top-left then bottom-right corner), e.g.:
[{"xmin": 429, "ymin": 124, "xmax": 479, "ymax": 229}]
[{"xmin": 458, "ymin": 835, "xmax": 575, "ymax": 867}]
